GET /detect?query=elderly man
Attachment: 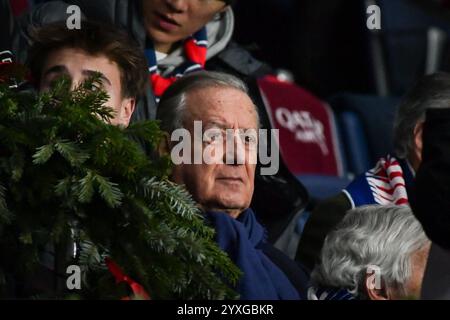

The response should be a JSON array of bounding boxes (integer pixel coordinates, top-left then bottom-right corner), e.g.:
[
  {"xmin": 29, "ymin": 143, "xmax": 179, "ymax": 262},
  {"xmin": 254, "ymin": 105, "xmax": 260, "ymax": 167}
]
[
  {"xmin": 309, "ymin": 205, "xmax": 430, "ymax": 300},
  {"xmin": 297, "ymin": 72, "xmax": 450, "ymax": 270},
  {"xmin": 157, "ymin": 71, "xmax": 308, "ymax": 300}
]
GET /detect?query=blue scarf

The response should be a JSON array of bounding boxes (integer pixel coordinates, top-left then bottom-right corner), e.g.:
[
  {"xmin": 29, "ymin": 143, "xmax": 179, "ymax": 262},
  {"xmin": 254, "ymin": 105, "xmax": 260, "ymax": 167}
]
[
  {"xmin": 343, "ymin": 155, "xmax": 415, "ymax": 207},
  {"xmin": 205, "ymin": 209, "xmax": 300, "ymax": 300},
  {"xmin": 308, "ymin": 287, "xmax": 356, "ymax": 300}
]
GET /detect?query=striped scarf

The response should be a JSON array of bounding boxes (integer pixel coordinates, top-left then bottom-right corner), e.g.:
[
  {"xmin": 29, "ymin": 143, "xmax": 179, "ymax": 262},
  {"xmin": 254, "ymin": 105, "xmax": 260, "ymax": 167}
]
[
  {"xmin": 307, "ymin": 287, "xmax": 356, "ymax": 300},
  {"xmin": 145, "ymin": 28, "xmax": 208, "ymax": 100},
  {"xmin": 344, "ymin": 155, "xmax": 413, "ymax": 208}
]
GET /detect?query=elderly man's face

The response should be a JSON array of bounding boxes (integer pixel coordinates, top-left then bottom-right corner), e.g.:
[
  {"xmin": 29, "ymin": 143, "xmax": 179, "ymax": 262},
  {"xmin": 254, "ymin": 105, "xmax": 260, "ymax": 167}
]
[
  {"xmin": 391, "ymin": 243, "xmax": 431, "ymax": 300},
  {"xmin": 142, "ymin": 0, "xmax": 227, "ymax": 53},
  {"xmin": 171, "ymin": 86, "xmax": 258, "ymax": 218},
  {"xmin": 367, "ymin": 243, "xmax": 431, "ymax": 300},
  {"xmin": 40, "ymin": 47, "xmax": 135, "ymax": 127}
]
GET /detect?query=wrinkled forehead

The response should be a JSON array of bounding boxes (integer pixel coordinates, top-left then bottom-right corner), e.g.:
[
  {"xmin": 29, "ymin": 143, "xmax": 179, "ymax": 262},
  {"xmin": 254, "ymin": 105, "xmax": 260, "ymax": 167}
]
[{"xmin": 184, "ymin": 86, "xmax": 259, "ymax": 129}]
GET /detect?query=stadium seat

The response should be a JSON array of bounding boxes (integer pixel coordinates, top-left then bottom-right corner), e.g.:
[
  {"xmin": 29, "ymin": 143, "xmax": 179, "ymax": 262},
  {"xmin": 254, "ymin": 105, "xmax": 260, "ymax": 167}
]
[
  {"xmin": 257, "ymin": 75, "xmax": 352, "ymax": 256},
  {"xmin": 369, "ymin": 0, "xmax": 450, "ymax": 95},
  {"xmin": 337, "ymin": 111, "xmax": 371, "ymax": 175},
  {"xmin": 328, "ymin": 93, "xmax": 401, "ymax": 175},
  {"xmin": 296, "ymin": 175, "xmax": 351, "ymax": 201},
  {"xmin": 258, "ymin": 75, "xmax": 346, "ymax": 177}
]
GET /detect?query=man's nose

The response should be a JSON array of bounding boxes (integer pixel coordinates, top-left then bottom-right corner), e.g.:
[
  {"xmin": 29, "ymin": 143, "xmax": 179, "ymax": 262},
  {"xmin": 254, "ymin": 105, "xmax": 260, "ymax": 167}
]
[
  {"xmin": 223, "ymin": 131, "xmax": 245, "ymax": 165},
  {"xmin": 165, "ymin": 0, "xmax": 188, "ymax": 13}
]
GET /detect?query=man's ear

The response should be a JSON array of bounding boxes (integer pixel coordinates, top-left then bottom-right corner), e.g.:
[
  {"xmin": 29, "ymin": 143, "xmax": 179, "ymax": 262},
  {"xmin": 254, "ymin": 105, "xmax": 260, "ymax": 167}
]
[
  {"xmin": 121, "ymin": 98, "xmax": 136, "ymax": 127},
  {"xmin": 158, "ymin": 131, "xmax": 171, "ymax": 158},
  {"xmin": 219, "ymin": 3, "xmax": 230, "ymax": 13},
  {"xmin": 365, "ymin": 273, "xmax": 390, "ymax": 300},
  {"xmin": 413, "ymin": 121, "xmax": 424, "ymax": 163}
]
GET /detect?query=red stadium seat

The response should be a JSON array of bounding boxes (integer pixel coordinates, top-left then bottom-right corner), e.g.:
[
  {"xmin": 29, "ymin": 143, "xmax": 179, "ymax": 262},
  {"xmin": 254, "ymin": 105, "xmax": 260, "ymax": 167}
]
[{"xmin": 257, "ymin": 75, "xmax": 344, "ymax": 176}]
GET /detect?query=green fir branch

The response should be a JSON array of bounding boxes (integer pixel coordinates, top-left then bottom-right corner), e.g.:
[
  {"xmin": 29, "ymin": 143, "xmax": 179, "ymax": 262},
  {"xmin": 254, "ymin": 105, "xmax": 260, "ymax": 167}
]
[
  {"xmin": 54, "ymin": 140, "xmax": 90, "ymax": 167},
  {"xmin": 32, "ymin": 143, "xmax": 55, "ymax": 165},
  {"xmin": 141, "ymin": 177, "xmax": 202, "ymax": 221},
  {"xmin": 0, "ymin": 184, "xmax": 12, "ymax": 224},
  {"xmin": 94, "ymin": 174, "xmax": 123, "ymax": 208},
  {"xmin": 0, "ymin": 77, "xmax": 240, "ymax": 300},
  {"xmin": 76, "ymin": 171, "xmax": 95, "ymax": 204}
]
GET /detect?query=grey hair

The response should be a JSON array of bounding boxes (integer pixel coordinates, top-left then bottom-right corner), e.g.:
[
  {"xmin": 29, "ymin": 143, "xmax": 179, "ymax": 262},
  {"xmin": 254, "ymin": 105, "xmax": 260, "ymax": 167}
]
[
  {"xmin": 311, "ymin": 204, "xmax": 430, "ymax": 299},
  {"xmin": 393, "ymin": 72, "xmax": 450, "ymax": 159},
  {"xmin": 156, "ymin": 71, "xmax": 258, "ymax": 133}
]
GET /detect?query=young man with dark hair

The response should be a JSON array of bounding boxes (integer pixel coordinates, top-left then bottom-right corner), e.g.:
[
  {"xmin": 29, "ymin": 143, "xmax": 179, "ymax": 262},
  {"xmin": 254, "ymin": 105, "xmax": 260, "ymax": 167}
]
[
  {"xmin": 27, "ymin": 21, "xmax": 148, "ymax": 127},
  {"xmin": 2, "ymin": 20, "xmax": 150, "ymax": 298}
]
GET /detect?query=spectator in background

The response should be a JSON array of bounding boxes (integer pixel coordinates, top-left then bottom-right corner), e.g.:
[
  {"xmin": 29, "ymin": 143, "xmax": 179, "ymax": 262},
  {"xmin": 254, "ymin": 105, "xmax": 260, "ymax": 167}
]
[
  {"xmin": 309, "ymin": 205, "xmax": 430, "ymax": 300},
  {"xmin": 27, "ymin": 21, "xmax": 148, "ymax": 127},
  {"xmin": 157, "ymin": 71, "xmax": 309, "ymax": 300},
  {"xmin": 297, "ymin": 72, "xmax": 450, "ymax": 270},
  {"xmin": 410, "ymin": 107, "xmax": 450, "ymax": 299}
]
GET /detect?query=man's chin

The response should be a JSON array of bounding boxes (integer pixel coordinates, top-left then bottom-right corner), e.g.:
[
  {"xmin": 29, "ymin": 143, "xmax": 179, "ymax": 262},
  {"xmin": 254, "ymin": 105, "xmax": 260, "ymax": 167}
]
[{"xmin": 209, "ymin": 200, "xmax": 249, "ymax": 218}]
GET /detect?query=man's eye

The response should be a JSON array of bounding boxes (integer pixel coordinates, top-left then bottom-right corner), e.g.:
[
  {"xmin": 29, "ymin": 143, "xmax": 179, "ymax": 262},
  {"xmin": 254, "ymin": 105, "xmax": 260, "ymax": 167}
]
[
  {"xmin": 242, "ymin": 135, "xmax": 257, "ymax": 144},
  {"xmin": 210, "ymin": 133, "xmax": 222, "ymax": 141},
  {"xmin": 89, "ymin": 83, "xmax": 102, "ymax": 91},
  {"xmin": 205, "ymin": 130, "xmax": 223, "ymax": 143}
]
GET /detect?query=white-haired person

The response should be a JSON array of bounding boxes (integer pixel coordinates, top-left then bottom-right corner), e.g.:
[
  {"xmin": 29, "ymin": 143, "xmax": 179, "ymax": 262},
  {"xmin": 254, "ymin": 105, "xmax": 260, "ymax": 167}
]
[{"xmin": 309, "ymin": 204, "xmax": 430, "ymax": 300}]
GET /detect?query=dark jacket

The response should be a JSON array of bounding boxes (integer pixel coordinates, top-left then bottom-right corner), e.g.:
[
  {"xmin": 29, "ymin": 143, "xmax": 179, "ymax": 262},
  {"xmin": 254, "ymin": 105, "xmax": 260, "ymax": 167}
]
[
  {"xmin": 0, "ymin": 0, "xmax": 14, "ymax": 53},
  {"xmin": 296, "ymin": 192, "xmax": 351, "ymax": 270}
]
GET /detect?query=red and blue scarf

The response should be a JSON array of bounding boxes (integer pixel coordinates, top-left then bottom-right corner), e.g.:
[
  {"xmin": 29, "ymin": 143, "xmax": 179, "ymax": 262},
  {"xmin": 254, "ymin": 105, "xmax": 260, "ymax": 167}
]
[
  {"xmin": 145, "ymin": 28, "xmax": 208, "ymax": 100},
  {"xmin": 343, "ymin": 155, "xmax": 414, "ymax": 208}
]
